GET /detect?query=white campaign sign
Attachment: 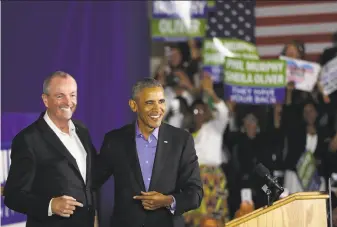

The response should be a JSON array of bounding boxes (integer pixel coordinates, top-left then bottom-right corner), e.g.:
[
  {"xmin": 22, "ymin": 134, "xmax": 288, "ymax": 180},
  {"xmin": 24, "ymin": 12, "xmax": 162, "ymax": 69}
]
[
  {"xmin": 280, "ymin": 56, "xmax": 321, "ymax": 92},
  {"xmin": 320, "ymin": 56, "xmax": 337, "ymax": 95},
  {"xmin": 240, "ymin": 188, "xmax": 253, "ymax": 202}
]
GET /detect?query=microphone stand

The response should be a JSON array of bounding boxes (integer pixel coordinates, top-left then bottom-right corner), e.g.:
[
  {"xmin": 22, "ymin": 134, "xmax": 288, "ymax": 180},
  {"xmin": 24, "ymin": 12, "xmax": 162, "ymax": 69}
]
[
  {"xmin": 262, "ymin": 178, "xmax": 284, "ymax": 207},
  {"xmin": 254, "ymin": 163, "xmax": 284, "ymax": 207},
  {"xmin": 266, "ymin": 188, "xmax": 272, "ymax": 207}
]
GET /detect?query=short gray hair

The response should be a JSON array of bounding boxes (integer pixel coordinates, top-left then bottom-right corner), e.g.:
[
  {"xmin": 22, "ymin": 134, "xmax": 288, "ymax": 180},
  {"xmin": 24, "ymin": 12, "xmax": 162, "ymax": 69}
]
[
  {"xmin": 131, "ymin": 78, "xmax": 163, "ymax": 100},
  {"xmin": 43, "ymin": 71, "xmax": 73, "ymax": 95}
]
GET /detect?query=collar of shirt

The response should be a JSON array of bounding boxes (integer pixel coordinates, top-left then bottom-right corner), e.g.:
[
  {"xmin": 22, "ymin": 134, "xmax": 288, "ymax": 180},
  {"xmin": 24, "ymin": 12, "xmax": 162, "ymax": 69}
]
[
  {"xmin": 44, "ymin": 111, "xmax": 76, "ymax": 136},
  {"xmin": 135, "ymin": 122, "xmax": 159, "ymax": 143}
]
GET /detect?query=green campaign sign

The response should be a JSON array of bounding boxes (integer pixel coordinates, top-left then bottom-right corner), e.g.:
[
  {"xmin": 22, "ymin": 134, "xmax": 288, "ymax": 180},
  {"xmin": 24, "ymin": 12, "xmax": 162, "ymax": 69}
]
[
  {"xmin": 151, "ymin": 1, "xmax": 207, "ymax": 41},
  {"xmin": 223, "ymin": 57, "xmax": 287, "ymax": 104},
  {"xmin": 203, "ymin": 38, "xmax": 259, "ymax": 82},
  {"xmin": 151, "ymin": 19, "xmax": 206, "ymax": 41}
]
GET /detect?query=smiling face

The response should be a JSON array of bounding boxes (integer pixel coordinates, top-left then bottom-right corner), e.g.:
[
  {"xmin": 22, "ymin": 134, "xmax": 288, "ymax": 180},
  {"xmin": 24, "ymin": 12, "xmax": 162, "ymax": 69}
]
[
  {"xmin": 129, "ymin": 86, "xmax": 166, "ymax": 134},
  {"xmin": 243, "ymin": 114, "xmax": 259, "ymax": 138},
  {"xmin": 42, "ymin": 75, "xmax": 77, "ymax": 123},
  {"xmin": 285, "ymin": 44, "xmax": 301, "ymax": 59}
]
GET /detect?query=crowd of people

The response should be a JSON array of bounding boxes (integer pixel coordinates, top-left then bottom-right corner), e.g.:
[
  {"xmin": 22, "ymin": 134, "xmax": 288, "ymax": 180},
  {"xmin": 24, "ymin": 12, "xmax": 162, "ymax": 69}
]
[
  {"xmin": 3, "ymin": 26, "xmax": 336, "ymax": 227},
  {"xmin": 153, "ymin": 32, "xmax": 337, "ymax": 226}
]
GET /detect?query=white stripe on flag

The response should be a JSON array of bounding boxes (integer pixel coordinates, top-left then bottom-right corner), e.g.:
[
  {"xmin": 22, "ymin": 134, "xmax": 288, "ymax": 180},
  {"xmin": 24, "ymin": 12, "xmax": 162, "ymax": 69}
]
[
  {"xmin": 258, "ymin": 42, "xmax": 333, "ymax": 56},
  {"xmin": 256, "ymin": 22, "xmax": 337, "ymax": 37}
]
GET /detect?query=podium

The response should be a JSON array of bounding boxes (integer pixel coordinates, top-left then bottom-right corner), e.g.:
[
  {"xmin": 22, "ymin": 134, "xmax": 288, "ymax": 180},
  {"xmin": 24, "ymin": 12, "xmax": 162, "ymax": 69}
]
[{"xmin": 226, "ymin": 192, "xmax": 329, "ymax": 227}]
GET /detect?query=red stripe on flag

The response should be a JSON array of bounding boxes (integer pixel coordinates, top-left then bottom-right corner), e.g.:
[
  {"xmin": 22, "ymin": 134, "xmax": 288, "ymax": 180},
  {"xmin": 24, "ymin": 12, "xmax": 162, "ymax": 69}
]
[
  {"xmin": 255, "ymin": 1, "xmax": 336, "ymax": 62},
  {"xmin": 256, "ymin": 13, "xmax": 337, "ymax": 26},
  {"xmin": 256, "ymin": 1, "xmax": 327, "ymax": 7}
]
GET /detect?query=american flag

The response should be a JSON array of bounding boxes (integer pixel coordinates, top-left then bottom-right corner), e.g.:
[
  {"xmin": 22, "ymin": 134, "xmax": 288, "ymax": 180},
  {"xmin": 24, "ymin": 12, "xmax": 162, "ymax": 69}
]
[
  {"xmin": 206, "ymin": 1, "xmax": 256, "ymax": 42},
  {"xmin": 207, "ymin": 1, "xmax": 337, "ymax": 62}
]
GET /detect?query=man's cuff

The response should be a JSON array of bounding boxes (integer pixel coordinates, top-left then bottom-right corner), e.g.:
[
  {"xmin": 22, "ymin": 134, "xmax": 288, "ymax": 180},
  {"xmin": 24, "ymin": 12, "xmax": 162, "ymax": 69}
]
[
  {"xmin": 48, "ymin": 198, "xmax": 54, "ymax": 216},
  {"xmin": 167, "ymin": 195, "xmax": 176, "ymax": 214}
]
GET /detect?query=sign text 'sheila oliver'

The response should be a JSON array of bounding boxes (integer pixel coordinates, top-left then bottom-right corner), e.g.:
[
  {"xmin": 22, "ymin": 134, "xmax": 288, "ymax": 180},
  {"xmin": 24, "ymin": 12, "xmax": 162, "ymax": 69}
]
[
  {"xmin": 225, "ymin": 58, "xmax": 286, "ymax": 86},
  {"xmin": 152, "ymin": 1, "xmax": 207, "ymax": 37}
]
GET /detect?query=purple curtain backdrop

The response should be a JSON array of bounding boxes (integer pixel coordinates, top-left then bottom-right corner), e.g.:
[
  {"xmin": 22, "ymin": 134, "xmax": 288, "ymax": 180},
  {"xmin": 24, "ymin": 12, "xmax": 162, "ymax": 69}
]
[{"xmin": 2, "ymin": 1, "xmax": 149, "ymax": 226}]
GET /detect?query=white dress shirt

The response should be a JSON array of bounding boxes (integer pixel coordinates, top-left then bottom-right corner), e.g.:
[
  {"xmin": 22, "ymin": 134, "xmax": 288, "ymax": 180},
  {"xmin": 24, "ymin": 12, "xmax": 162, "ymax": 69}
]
[
  {"xmin": 194, "ymin": 101, "xmax": 229, "ymax": 166},
  {"xmin": 306, "ymin": 133, "xmax": 318, "ymax": 153},
  {"xmin": 44, "ymin": 112, "xmax": 87, "ymax": 216}
]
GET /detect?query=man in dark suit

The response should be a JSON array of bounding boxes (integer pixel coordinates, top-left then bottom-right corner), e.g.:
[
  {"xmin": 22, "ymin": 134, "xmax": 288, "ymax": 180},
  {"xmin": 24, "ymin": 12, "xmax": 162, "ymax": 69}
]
[
  {"xmin": 93, "ymin": 78, "xmax": 203, "ymax": 227},
  {"xmin": 4, "ymin": 71, "xmax": 97, "ymax": 227}
]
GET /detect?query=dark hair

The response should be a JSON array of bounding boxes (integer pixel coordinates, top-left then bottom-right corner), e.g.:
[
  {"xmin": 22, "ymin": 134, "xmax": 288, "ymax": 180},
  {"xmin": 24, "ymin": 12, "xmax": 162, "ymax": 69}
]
[
  {"xmin": 190, "ymin": 99, "xmax": 206, "ymax": 111},
  {"xmin": 176, "ymin": 96, "xmax": 190, "ymax": 114},
  {"xmin": 131, "ymin": 77, "xmax": 162, "ymax": 100}
]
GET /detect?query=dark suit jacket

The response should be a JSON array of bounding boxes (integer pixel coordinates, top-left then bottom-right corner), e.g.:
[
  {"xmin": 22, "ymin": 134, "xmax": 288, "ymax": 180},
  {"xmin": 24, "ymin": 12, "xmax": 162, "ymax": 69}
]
[
  {"xmin": 93, "ymin": 123, "xmax": 203, "ymax": 227},
  {"xmin": 4, "ymin": 112, "xmax": 97, "ymax": 227},
  {"xmin": 280, "ymin": 105, "xmax": 331, "ymax": 173},
  {"xmin": 320, "ymin": 46, "xmax": 337, "ymax": 66}
]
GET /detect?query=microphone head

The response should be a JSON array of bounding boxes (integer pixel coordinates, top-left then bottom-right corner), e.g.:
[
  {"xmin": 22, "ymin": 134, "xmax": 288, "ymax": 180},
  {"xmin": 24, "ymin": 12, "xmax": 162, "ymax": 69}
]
[{"xmin": 254, "ymin": 163, "xmax": 270, "ymax": 178}]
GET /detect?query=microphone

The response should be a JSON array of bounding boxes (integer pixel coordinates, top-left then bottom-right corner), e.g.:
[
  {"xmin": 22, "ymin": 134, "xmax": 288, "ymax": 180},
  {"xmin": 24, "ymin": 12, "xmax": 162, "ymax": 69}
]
[{"xmin": 254, "ymin": 163, "xmax": 284, "ymax": 193}]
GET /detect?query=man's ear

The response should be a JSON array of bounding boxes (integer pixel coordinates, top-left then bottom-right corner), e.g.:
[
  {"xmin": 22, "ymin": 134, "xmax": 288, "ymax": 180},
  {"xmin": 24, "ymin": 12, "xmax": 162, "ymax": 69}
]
[
  {"xmin": 42, "ymin": 94, "xmax": 48, "ymax": 108},
  {"xmin": 129, "ymin": 99, "xmax": 137, "ymax": 113}
]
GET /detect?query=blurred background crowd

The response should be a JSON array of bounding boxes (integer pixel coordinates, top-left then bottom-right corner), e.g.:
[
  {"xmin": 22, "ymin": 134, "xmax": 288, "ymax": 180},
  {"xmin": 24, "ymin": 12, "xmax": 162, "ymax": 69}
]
[
  {"xmin": 2, "ymin": 1, "xmax": 337, "ymax": 227},
  {"xmin": 151, "ymin": 32, "xmax": 337, "ymax": 226}
]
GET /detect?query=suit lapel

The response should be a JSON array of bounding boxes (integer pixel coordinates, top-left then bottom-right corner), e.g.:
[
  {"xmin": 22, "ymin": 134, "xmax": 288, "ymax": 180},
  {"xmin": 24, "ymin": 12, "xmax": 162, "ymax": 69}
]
[
  {"xmin": 149, "ymin": 124, "xmax": 170, "ymax": 191},
  {"xmin": 124, "ymin": 124, "xmax": 146, "ymax": 191},
  {"xmin": 37, "ymin": 115, "xmax": 82, "ymax": 180}
]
